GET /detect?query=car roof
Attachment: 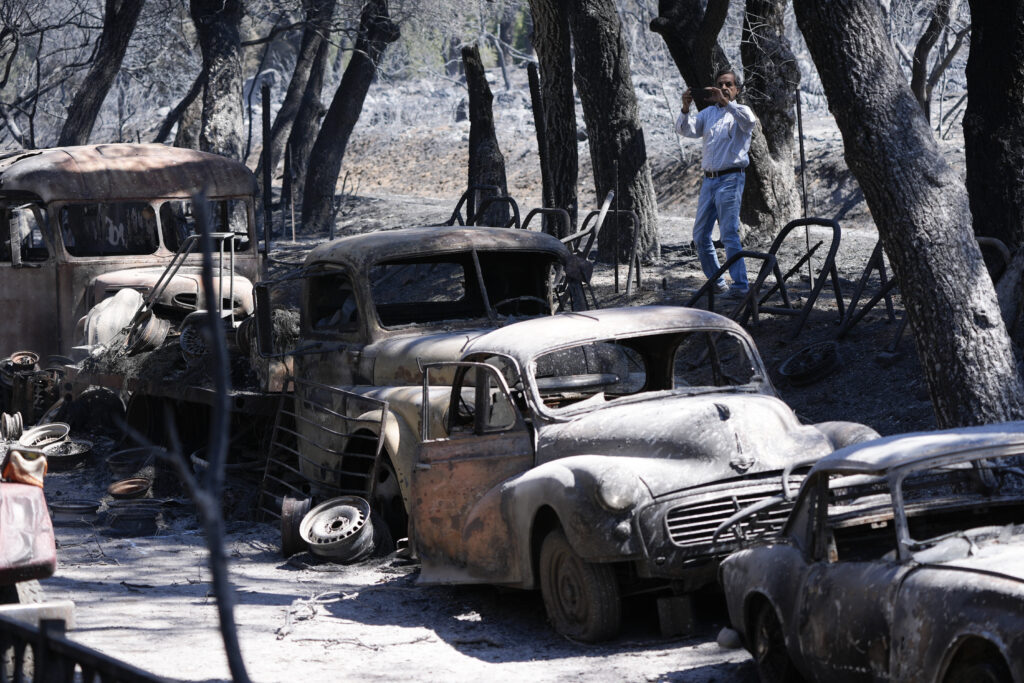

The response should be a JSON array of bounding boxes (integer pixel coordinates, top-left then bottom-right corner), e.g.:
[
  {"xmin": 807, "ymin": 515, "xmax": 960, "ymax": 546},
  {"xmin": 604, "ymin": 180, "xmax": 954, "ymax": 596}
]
[
  {"xmin": 809, "ymin": 421, "xmax": 1024, "ymax": 476},
  {"xmin": 305, "ymin": 225, "xmax": 570, "ymax": 269},
  {"xmin": 463, "ymin": 305, "xmax": 750, "ymax": 360},
  {"xmin": 0, "ymin": 143, "xmax": 255, "ymax": 202}
]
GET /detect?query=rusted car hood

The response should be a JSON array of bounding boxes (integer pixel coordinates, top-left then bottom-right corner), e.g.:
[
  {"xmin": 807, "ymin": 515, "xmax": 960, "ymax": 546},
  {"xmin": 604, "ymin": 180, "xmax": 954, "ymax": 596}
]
[
  {"xmin": 536, "ymin": 392, "xmax": 832, "ymax": 497},
  {"xmin": 367, "ymin": 329, "xmax": 490, "ymax": 385},
  {"xmin": 930, "ymin": 539, "xmax": 1024, "ymax": 584}
]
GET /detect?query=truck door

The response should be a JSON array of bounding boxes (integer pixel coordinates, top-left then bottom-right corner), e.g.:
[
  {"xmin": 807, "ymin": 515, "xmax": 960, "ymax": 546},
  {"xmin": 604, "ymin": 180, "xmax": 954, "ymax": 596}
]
[
  {"xmin": 0, "ymin": 205, "xmax": 59, "ymax": 357},
  {"xmin": 411, "ymin": 362, "xmax": 533, "ymax": 578}
]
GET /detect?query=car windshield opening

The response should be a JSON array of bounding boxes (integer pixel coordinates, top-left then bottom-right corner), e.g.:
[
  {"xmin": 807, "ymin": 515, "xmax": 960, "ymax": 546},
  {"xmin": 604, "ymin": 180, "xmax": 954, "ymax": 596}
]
[
  {"xmin": 160, "ymin": 198, "xmax": 251, "ymax": 253},
  {"xmin": 370, "ymin": 250, "xmax": 555, "ymax": 328}
]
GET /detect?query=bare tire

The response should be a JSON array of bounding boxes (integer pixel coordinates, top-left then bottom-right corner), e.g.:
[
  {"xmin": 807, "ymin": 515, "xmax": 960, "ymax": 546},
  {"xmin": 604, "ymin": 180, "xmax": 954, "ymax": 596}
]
[
  {"xmin": 1, "ymin": 580, "xmax": 41, "ymax": 679},
  {"xmin": 538, "ymin": 528, "xmax": 620, "ymax": 642},
  {"xmin": 945, "ymin": 643, "xmax": 1012, "ymax": 683},
  {"xmin": 752, "ymin": 601, "xmax": 802, "ymax": 683}
]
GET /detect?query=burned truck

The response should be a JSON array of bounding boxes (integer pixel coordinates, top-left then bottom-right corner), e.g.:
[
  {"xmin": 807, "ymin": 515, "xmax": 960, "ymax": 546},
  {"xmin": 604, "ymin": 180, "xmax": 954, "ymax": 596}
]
[{"xmin": 0, "ymin": 143, "xmax": 260, "ymax": 361}]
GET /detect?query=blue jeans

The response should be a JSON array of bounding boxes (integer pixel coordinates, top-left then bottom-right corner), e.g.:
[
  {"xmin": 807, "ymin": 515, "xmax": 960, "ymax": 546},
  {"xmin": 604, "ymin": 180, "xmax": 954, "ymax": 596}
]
[{"xmin": 692, "ymin": 172, "xmax": 748, "ymax": 291}]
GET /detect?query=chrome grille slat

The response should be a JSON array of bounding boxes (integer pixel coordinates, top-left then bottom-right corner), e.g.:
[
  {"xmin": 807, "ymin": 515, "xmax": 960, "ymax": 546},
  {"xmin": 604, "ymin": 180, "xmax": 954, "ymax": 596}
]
[{"xmin": 663, "ymin": 475, "xmax": 805, "ymax": 548}]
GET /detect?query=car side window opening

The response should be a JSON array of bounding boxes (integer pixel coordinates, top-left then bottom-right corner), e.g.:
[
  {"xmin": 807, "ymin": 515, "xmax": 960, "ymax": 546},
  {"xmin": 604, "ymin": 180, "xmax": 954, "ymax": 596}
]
[
  {"xmin": 1, "ymin": 204, "xmax": 49, "ymax": 263},
  {"xmin": 673, "ymin": 330, "xmax": 756, "ymax": 388},
  {"xmin": 60, "ymin": 202, "xmax": 159, "ymax": 256},
  {"xmin": 307, "ymin": 272, "xmax": 359, "ymax": 333},
  {"xmin": 159, "ymin": 199, "xmax": 251, "ymax": 253},
  {"xmin": 449, "ymin": 365, "xmax": 519, "ymax": 436},
  {"xmin": 534, "ymin": 341, "xmax": 646, "ymax": 410}
]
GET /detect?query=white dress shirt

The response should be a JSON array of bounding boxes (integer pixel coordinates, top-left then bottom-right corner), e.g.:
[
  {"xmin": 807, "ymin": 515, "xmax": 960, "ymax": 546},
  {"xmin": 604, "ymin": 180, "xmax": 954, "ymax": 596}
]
[{"xmin": 675, "ymin": 101, "xmax": 757, "ymax": 172}]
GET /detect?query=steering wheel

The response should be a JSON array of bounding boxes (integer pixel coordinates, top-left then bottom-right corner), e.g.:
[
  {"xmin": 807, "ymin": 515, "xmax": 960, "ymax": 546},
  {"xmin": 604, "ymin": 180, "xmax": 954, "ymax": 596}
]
[{"xmin": 492, "ymin": 295, "xmax": 552, "ymax": 316}]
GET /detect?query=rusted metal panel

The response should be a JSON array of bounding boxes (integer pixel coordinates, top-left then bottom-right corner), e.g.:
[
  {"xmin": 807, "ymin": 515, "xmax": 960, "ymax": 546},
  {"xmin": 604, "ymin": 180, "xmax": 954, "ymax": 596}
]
[{"xmin": 0, "ymin": 144, "xmax": 255, "ymax": 202}]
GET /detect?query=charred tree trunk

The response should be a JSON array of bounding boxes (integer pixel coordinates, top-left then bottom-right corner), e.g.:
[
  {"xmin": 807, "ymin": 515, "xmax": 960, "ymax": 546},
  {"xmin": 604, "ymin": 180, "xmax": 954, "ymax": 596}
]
[
  {"xmin": 528, "ymin": 0, "xmax": 578, "ymax": 225},
  {"xmin": 740, "ymin": 0, "xmax": 800, "ymax": 234},
  {"xmin": 964, "ymin": 0, "xmax": 1024, "ymax": 249},
  {"xmin": 174, "ymin": 82, "xmax": 204, "ymax": 150},
  {"xmin": 284, "ymin": 36, "xmax": 329, "ymax": 204},
  {"xmin": 57, "ymin": 0, "xmax": 145, "ymax": 146},
  {"xmin": 190, "ymin": 0, "xmax": 244, "ymax": 161},
  {"xmin": 154, "ymin": 72, "xmax": 205, "ymax": 144},
  {"xmin": 256, "ymin": 0, "xmax": 335, "ymax": 187},
  {"xmin": 462, "ymin": 44, "xmax": 510, "ymax": 226},
  {"xmin": 301, "ymin": 0, "xmax": 399, "ymax": 234},
  {"xmin": 569, "ymin": 0, "xmax": 659, "ymax": 261},
  {"xmin": 911, "ymin": 0, "xmax": 953, "ymax": 121},
  {"xmin": 793, "ymin": 0, "xmax": 1024, "ymax": 427},
  {"xmin": 652, "ymin": 0, "xmax": 796, "ymax": 242}
]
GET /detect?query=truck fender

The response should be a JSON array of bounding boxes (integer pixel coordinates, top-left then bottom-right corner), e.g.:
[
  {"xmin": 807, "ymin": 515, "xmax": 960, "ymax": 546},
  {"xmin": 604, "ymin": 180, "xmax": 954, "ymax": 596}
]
[{"xmin": 353, "ymin": 408, "xmax": 412, "ymax": 503}]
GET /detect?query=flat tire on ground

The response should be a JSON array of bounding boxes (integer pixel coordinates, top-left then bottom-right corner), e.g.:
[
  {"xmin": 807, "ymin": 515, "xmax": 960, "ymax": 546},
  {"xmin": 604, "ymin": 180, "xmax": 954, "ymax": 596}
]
[
  {"xmin": 538, "ymin": 528, "xmax": 620, "ymax": 642},
  {"xmin": 752, "ymin": 601, "xmax": 803, "ymax": 683}
]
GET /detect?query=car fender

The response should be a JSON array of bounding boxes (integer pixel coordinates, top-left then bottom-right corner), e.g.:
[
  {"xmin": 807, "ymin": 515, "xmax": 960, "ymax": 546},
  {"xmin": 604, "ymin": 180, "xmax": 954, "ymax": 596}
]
[
  {"xmin": 476, "ymin": 455, "xmax": 649, "ymax": 589},
  {"xmin": 813, "ymin": 421, "xmax": 880, "ymax": 450},
  {"xmin": 891, "ymin": 566, "xmax": 1024, "ymax": 682}
]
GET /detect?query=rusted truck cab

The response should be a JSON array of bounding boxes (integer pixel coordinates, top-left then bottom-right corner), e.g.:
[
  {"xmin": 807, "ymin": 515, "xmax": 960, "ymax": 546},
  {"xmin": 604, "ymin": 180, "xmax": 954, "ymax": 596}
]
[
  {"xmin": 265, "ymin": 226, "xmax": 571, "ymax": 504},
  {"xmin": 0, "ymin": 144, "xmax": 260, "ymax": 359}
]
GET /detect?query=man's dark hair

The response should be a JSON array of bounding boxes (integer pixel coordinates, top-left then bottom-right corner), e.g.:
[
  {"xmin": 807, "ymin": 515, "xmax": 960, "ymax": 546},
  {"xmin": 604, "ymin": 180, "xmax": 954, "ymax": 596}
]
[{"xmin": 715, "ymin": 69, "xmax": 741, "ymax": 89}]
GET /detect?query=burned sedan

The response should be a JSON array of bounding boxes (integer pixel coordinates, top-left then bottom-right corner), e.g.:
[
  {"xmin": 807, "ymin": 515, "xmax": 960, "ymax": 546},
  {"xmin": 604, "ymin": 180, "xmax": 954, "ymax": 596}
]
[
  {"xmin": 717, "ymin": 422, "xmax": 1024, "ymax": 682},
  {"xmin": 352, "ymin": 306, "xmax": 878, "ymax": 641}
]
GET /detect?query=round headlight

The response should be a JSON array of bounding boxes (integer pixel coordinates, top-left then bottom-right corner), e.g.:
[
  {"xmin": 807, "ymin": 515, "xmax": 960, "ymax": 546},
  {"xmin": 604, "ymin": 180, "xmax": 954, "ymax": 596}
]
[{"xmin": 596, "ymin": 471, "xmax": 640, "ymax": 511}]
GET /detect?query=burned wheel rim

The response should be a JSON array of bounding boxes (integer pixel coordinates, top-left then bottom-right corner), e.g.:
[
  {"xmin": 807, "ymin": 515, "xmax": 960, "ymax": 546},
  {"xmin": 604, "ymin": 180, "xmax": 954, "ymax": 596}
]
[
  {"xmin": 753, "ymin": 602, "xmax": 801, "ymax": 683},
  {"xmin": 538, "ymin": 528, "xmax": 620, "ymax": 642},
  {"xmin": 299, "ymin": 496, "xmax": 375, "ymax": 563}
]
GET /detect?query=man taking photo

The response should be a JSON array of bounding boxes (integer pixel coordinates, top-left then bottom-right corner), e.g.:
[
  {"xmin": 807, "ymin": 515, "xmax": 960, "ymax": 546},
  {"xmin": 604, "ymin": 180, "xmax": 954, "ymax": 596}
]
[{"xmin": 676, "ymin": 70, "xmax": 757, "ymax": 299}]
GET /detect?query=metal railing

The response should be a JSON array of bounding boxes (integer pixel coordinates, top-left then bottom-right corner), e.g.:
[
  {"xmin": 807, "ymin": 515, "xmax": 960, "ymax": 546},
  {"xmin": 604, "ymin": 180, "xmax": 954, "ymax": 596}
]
[{"xmin": 0, "ymin": 615, "xmax": 166, "ymax": 682}]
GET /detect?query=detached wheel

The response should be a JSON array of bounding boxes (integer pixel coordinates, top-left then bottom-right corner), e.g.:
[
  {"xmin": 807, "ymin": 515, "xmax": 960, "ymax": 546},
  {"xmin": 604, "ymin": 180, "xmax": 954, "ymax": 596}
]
[
  {"xmin": 752, "ymin": 601, "xmax": 802, "ymax": 683},
  {"xmin": 1, "ymin": 581, "xmax": 41, "ymax": 679},
  {"xmin": 539, "ymin": 528, "xmax": 620, "ymax": 642}
]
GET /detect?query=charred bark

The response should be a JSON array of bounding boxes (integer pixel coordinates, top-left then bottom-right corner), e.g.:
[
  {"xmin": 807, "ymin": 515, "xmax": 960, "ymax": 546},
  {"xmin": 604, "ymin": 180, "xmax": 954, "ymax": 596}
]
[
  {"xmin": 57, "ymin": 0, "xmax": 145, "ymax": 146},
  {"xmin": 964, "ymin": 0, "xmax": 1024, "ymax": 249},
  {"xmin": 256, "ymin": 0, "xmax": 335, "ymax": 187},
  {"xmin": 528, "ymin": 0, "xmax": 578, "ymax": 226},
  {"xmin": 911, "ymin": 0, "xmax": 952, "ymax": 120},
  {"xmin": 652, "ymin": 0, "xmax": 797, "ymax": 242},
  {"xmin": 569, "ymin": 0, "xmax": 659, "ymax": 261},
  {"xmin": 283, "ymin": 36, "xmax": 329, "ymax": 204},
  {"xmin": 793, "ymin": 0, "xmax": 1024, "ymax": 427},
  {"xmin": 301, "ymin": 0, "xmax": 399, "ymax": 234},
  {"xmin": 174, "ymin": 82, "xmax": 204, "ymax": 150},
  {"xmin": 190, "ymin": 0, "xmax": 244, "ymax": 161},
  {"xmin": 154, "ymin": 71, "xmax": 205, "ymax": 144},
  {"xmin": 462, "ymin": 45, "xmax": 510, "ymax": 226},
  {"xmin": 740, "ymin": 0, "xmax": 800, "ymax": 235}
]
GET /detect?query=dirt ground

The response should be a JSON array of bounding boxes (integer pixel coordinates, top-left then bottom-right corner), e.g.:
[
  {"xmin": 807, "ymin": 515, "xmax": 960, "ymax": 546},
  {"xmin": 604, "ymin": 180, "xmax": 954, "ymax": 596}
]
[{"xmin": 37, "ymin": 71, "xmax": 963, "ymax": 681}]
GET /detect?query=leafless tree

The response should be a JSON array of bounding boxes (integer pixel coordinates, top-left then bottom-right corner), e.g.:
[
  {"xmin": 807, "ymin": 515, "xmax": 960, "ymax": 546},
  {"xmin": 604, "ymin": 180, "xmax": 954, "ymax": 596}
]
[
  {"xmin": 792, "ymin": 0, "xmax": 1024, "ymax": 428},
  {"xmin": 963, "ymin": 0, "xmax": 1024, "ymax": 250},
  {"xmin": 301, "ymin": 0, "xmax": 400, "ymax": 234},
  {"xmin": 190, "ymin": 0, "xmax": 244, "ymax": 160},
  {"xmin": 57, "ymin": 0, "xmax": 145, "ymax": 146}
]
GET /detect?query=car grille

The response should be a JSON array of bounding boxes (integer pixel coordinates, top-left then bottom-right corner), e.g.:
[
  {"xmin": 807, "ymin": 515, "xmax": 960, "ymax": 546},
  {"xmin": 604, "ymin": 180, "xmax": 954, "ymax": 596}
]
[{"xmin": 664, "ymin": 478, "xmax": 802, "ymax": 549}]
